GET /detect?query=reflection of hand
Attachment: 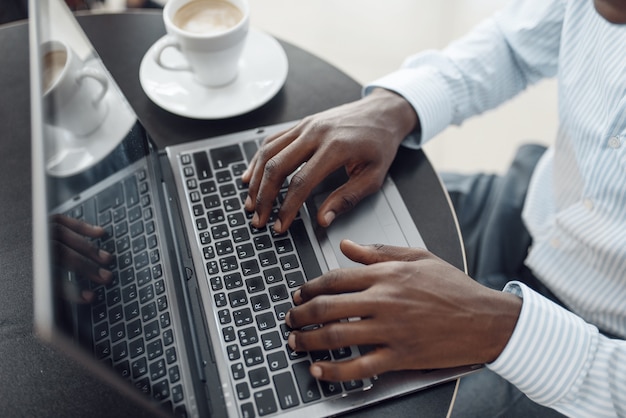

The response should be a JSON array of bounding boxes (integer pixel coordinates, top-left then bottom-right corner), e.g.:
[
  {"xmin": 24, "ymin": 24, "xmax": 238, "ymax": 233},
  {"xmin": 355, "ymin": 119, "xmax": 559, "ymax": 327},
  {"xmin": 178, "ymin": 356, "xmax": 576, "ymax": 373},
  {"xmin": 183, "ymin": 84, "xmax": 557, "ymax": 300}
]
[
  {"xmin": 286, "ymin": 240, "xmax": 522, "ymax": 382},
  {"xmin": 50, "ymin": 214, "xmax": 113, "ymax": 302},
  {"xmin": 242, "ymin": 88, "xmax": 418, "ymax": 234}
]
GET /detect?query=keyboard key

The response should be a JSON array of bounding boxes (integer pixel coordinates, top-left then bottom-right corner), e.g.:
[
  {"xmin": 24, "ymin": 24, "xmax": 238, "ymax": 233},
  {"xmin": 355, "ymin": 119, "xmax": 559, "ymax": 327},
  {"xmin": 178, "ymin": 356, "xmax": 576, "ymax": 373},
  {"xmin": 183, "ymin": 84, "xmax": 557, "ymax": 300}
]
[
  {"xmin": 241, "ymin": 259, "xmax": 260, "ymax": 276},
  {"xmin": 255, "ymin": 311, "xmax": 276, "ymax": 331},
  {"xmin": 236, "ymin": 382, "xmax": 250, "ymax": 400},
  {"xmin": 292, "ymin": 361, "xmax": 321, "ymax": 403},
  {"xmin": 273, "ymin": 372, "xmax": 300, "ymax": 410},
  {"xmin": 254, "ymin": 389, "xmax": 278, "ymax": 416},
  {"xmin": 289, "ymin": 219, "xmax": 323, "ymax": 280},
  {"xmin": 320, "ymin": 380, "xmax": 343, "ymax": 397},
  {"xmin": 237, "ymin": 326, "xmax": 258, "ymax": 346},
  {"xmin": 210, "ymin": 144, "xmax": 243, "ymax": 169},
  {"xmin": 231, "ymin": 362, "xmax": 245, "ymax": 380},
  {"xmin": 286, "ymin": 271, "xmax": 305, "ymax": 288},
  {"xmin": 267, "ymin": 351, "xmax": 289, "ymax": 374},
  {"xmin": 249, "ymin": 367, "xmax": 271, "ymax": 388},
  {"xmin": 241, "ymin": 403, "xmax": 255, "ymax": 418},
  {"xmin": 193, "ymin": 151, "xmax": 213, "ymax": 180},
  {"xmin": 243, "ymin": 346, "xmax": 264, "ymax": 367},
  {"xmin": 260, "ymin": 331, "xmax": 281, "ymax": 351},
  {"xmin": 243, "ymin": 140, "xmax": 258, "ymax": 163},
  {"xmin": 263, "ymin": 267, "xmax": 283, "ymax": 284},
  {"xmin": 245, "ymin": 276, "xmax": 265, "ymax": 294}
]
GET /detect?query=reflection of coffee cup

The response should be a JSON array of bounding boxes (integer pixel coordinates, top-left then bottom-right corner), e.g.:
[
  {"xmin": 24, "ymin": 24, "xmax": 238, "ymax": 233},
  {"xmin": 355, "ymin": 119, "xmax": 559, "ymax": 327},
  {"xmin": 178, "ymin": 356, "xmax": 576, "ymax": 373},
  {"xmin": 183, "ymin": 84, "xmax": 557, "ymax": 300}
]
[
  {"xmin": 154, "ymin": 0, "xmax": 250, "ymax": 87},
  {"xmin": 43, "ymin": 40, "xmax": 109, "ymax": 137}
]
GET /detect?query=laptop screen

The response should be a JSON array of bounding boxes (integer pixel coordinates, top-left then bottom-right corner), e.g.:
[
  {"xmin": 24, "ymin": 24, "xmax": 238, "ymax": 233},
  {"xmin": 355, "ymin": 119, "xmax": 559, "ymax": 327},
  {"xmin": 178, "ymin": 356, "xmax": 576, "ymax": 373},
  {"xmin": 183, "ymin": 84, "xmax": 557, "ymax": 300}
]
[{"xmin": 30, "ymin": 0, "xmax": 169, "ymax": 413}]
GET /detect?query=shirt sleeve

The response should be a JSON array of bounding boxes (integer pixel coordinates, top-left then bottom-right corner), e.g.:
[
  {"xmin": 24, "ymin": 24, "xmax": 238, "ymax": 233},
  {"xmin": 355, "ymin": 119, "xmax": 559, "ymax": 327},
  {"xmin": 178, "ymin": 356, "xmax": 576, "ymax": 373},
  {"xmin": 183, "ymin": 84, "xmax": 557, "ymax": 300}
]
[
  {"xmin": 364, "ymin": 0, "xmax": 565, "ymax": 146},
  {"xmin": 487, "ymin": 282, "xmax": 626, "ymax": 417}
]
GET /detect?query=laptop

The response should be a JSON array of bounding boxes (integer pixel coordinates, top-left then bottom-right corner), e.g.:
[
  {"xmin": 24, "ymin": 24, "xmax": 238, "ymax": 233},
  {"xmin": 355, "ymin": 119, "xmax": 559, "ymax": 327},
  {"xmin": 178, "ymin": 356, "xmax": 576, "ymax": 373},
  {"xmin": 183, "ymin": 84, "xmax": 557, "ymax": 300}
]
[{"xmin": 29, "ymin": 1, "xmax": 477, "ymax": 417}]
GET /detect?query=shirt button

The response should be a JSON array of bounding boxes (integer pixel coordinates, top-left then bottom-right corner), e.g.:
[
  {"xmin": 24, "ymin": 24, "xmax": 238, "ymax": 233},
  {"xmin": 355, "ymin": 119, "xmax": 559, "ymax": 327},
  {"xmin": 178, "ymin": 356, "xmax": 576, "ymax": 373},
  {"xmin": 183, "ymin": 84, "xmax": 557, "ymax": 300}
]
[
  {"xmin": 583, "ymin": 198, "xmax": 594, "ymax": 210},
  {"xmin": 550, "ymin": 238, "xmax": 561, "ymax": 248},
  {"xmin": 608, "ymin": 136, "xmax": 621, "ymax": 149}
]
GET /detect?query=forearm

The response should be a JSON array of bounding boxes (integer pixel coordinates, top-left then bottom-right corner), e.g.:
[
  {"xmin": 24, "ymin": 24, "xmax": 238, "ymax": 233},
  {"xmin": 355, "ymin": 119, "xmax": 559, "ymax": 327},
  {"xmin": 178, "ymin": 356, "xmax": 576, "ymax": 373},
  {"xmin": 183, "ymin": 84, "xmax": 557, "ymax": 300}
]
[
  {"xmin": 364, "ymin": 0, "xmax": 564, "ymax": 145},
  {"xmin": 489, "ymin": 282, "xmax": 626, "ymax": 417}
]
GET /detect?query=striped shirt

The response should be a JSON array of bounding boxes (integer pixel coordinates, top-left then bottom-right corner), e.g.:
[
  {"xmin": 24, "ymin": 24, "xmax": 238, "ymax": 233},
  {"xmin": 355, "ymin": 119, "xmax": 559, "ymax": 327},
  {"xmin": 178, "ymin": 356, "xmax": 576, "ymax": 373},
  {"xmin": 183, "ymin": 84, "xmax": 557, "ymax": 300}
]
[{"xmin": 366, "ymin": 0, "xmax": 626, "ymax": 416}]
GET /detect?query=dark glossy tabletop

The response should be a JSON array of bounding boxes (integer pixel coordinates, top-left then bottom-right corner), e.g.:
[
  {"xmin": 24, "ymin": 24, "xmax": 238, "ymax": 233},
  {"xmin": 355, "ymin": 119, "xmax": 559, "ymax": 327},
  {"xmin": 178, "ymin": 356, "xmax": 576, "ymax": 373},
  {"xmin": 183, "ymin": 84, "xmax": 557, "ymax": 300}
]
[{"xmin": 0, "ymin": 11, "xmax": 462, "ymax": 418}]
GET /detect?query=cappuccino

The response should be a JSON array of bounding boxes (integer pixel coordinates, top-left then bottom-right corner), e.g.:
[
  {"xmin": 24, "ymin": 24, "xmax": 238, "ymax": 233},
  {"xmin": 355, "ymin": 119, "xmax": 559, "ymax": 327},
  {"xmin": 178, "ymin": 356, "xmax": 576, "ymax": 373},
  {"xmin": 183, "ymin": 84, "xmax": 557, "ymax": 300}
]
[
  {"xmin": 173, "ymin": 0, "xmax": 243, "ymax": 35},
  {"xmin": 43, "ymin": 50, "xmax": 67, "ymax": 92}
]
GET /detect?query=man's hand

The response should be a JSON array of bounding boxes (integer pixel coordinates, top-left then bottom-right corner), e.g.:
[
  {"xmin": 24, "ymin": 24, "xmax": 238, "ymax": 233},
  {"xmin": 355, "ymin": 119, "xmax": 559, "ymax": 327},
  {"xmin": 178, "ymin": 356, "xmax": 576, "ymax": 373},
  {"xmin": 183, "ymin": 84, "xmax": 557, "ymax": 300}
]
[
  {"xmin": 50, "ymin": 214, "xmax": 113, "ymax": 302},
  {"xmin": 285, "ymin": 240, "xmax": 522, "ymax": 383},
  {"xmin": 242, "ymin": 88, "xmax": 418, "ymax": 234}
]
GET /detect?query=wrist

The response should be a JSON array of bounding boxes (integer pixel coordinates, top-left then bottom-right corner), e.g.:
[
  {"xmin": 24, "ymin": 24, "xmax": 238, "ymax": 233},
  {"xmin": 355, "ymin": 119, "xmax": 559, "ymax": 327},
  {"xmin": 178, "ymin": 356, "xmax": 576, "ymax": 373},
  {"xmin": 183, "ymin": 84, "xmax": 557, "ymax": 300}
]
[
  {"xmin": 366, "ymin": 88, "xmax": 419, "ymax": 147},
  {"xmin": 481, "ymin": 290, "xmax": 523, "ymax": 364}
]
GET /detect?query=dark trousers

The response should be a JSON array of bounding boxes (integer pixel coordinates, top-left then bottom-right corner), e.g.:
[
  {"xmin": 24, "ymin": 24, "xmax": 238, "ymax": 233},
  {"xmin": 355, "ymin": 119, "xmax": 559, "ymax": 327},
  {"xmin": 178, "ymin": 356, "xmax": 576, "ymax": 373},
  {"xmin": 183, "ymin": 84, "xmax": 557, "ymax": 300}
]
[{"xmin": 442, "ymin": 144, "xmax": 566, "ymax": 418}]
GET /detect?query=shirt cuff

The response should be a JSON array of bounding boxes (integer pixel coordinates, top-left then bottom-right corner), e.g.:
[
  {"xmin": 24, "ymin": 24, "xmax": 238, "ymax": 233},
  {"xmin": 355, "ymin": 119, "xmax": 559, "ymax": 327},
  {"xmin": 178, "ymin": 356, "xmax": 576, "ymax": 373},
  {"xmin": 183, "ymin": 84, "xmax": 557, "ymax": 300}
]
[
  {"xmin": 363, "ymin": 66, "xmax": 454, "ymax": 148},
  {"xmin": 487, "ymin": 282, "xmax": 599, "ymax": 407}
]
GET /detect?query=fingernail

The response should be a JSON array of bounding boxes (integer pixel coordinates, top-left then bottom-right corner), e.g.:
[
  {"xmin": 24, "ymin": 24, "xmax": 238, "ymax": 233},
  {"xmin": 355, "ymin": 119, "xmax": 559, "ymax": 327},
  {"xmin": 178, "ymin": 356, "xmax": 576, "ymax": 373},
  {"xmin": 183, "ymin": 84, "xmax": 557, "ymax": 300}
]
[
  {"xmin": 81, "ymin": 290, "xmax": 94, "ymax": 303},
  {"xmin": 98, "ymin": 249, "xmax": 111, "ymax": 261},
  {"xmin": 288, "ymin": 332, "xmax": 296, "ymax": 349},
  {"xmin": 99, "ymin": 268, "xmax": 112, "ymax": 282},
  {"xmin": 245, "ymin": 195, "xmax": 251, "ymax": 209},
  {"xmin": 323, "ymin": 211, "xmax": 336, "ymax": 226},
  {"xmin": 292, "ymin": 289, "xmax": 302, "ymax": 305},
  {"xmin": 310, "ymin": 364, "xmax": 323, "ymax": 379},
  {"xmin": 252, "ymin": 212, "xmax": 259, "ymax": 227},
  {"xmin": 285, "ymin": 311, "xmax": 292, "ymax": 327},
  {"xmin": 274, "ymin": 218, "xmax": 282, "ymax": 233}
]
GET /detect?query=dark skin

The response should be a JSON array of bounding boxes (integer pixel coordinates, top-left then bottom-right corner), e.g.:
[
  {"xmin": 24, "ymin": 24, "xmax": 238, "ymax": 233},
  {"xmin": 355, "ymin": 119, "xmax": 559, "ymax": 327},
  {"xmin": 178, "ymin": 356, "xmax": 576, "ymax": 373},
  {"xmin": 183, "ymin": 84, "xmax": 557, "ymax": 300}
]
[
  {"xmin": 50, "ymin": 214, "xmax": 113, "ymax": 302},
  {"xmin": 242, "ymin": 3, "xmax": 625, "ymax": 382}
]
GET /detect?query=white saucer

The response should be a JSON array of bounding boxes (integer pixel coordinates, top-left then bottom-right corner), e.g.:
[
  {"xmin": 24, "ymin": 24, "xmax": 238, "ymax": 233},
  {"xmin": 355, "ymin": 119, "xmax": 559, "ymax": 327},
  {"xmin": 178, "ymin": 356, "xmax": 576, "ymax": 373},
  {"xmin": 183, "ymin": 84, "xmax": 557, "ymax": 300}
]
[
  {"xmin": 139, "ymin": 29, "xmax": 289, "ymax": 119},
  {"xmin": 45, "ymin": 60, "xmax": 137, "ymax": 178}
]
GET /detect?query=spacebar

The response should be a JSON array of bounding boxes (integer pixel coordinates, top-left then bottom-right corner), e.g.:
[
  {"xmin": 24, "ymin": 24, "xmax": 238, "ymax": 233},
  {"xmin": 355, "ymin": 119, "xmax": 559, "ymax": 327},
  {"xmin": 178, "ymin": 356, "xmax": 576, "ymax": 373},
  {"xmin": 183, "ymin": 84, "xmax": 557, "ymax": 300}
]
[{"xmin": 289, "ymin": 219, "xmax": 322, "ymax": 281}]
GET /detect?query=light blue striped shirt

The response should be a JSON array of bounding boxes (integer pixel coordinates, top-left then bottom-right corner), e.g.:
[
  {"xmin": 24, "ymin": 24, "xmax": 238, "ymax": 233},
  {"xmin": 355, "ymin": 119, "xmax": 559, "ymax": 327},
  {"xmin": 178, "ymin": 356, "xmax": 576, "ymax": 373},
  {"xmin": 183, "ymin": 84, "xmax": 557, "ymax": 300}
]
[{"xmin": 367, "ymin": 0, "xmax": 626, "ymax": 416}]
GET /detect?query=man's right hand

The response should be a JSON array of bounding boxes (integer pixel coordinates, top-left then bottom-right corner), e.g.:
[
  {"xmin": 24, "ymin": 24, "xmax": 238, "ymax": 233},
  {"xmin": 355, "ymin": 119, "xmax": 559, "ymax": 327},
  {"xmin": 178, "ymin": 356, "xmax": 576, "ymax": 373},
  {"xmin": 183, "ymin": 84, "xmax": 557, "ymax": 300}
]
[{"xmin": 242, "ymin": 88, "xmax": 418, "ymax": 234}]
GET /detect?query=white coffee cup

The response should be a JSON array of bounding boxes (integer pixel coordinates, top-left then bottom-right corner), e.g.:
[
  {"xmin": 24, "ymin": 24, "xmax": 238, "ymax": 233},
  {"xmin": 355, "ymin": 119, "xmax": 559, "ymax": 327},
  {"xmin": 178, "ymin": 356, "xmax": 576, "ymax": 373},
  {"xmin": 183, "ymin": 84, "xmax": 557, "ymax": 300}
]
[
  {"xmin": 42, "ymin": 40, "xmax": 109, "ymax": 137},
  {"xmin": 154, "ymin": 0, "xmax": 250, "ymax": 87}
]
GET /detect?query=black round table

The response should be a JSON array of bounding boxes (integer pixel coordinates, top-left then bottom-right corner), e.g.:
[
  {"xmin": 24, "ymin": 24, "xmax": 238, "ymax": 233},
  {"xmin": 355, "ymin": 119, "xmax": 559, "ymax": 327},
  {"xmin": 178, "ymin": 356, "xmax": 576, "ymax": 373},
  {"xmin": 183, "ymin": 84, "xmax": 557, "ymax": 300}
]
[{"xmin": 0, "ymin": 11, "xmax": 463, "ymax": 418}]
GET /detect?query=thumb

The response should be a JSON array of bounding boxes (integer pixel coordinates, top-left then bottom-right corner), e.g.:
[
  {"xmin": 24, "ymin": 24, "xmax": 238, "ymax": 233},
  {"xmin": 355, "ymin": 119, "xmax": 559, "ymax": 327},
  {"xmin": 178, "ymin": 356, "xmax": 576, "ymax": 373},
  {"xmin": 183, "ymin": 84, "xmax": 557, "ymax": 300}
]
[
  {"xmin": 339, "ymin": 239, "xmax": 430, "ymax": 265},
  {"xmin": 316, "ymin": 176, "xmax": 380, "ymax": 227}
]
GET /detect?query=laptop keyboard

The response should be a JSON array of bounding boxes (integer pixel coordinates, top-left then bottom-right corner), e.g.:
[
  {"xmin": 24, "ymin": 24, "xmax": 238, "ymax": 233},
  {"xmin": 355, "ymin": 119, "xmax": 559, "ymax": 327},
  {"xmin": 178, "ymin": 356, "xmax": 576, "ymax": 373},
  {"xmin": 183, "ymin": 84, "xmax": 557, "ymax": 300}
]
[
  {"xmin": 64, "ymin": 167, "xmax": 188, "ymax": 417},
  {"xmin": 181, "ymin": 141, "xmax": 367, "ymax": 417}
]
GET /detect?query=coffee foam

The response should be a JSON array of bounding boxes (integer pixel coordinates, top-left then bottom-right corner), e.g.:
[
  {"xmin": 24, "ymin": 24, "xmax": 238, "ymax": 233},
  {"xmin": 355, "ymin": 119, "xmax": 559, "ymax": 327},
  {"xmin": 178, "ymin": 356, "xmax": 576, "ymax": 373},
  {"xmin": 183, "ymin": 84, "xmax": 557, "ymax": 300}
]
[
  {"xmin": 43, "ymin": 50, "xmax": 67, "ymax": 92},
  {"xmin": 173, "ymin": 0, "xmax": 243, "ymax": 35}
]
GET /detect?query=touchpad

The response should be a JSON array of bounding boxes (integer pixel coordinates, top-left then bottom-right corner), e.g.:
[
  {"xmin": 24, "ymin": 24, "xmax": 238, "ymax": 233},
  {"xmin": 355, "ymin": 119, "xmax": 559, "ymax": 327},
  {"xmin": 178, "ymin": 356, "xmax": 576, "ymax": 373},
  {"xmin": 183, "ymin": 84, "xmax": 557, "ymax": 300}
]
[{"xmin": 313, "ymin": 190, "xmax": 411, "ymax": 269}]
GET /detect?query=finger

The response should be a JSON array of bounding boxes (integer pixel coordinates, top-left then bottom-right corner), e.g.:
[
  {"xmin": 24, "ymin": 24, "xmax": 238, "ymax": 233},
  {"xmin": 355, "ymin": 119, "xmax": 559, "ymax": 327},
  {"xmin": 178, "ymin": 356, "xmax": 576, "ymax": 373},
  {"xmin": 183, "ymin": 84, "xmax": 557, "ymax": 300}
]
[
  {"xmin": 247, "ymin": 132, "xmax": 313, "ymax": 226},
  {"xmin": 60, "ymin": 278, "xmax": 96, "ymax": 304},
  {"xmin": 288, "ymin": 320, "xmax": 387, "ymax": 352},
  {"xmin": 273, "ymin": 147, "xmax": 348, "ymax": 233},
  {"xmin": 51, "ymin": 214, "xmax": 106, "ymax": 238},
  {"xmin": 243, "ymin": 128, "xmax": 298, "ymax": 211},
  {"xmin": 293, "ymin": 266, "xmax": 383, "ymax": 305},
  {"xmin": 51, "ymin": 240, "xmax": 112, "ymax": 284},
  {"xmin": 315, "ymin": 173, "xmax": 383, "ymax": 227},
  {"xmin": 286, "ymin": 292, "xmax": 376, "ymax": 329},
  {"xmin": 241, "ymin": 126, "xmax": 292, "ymax": 183},
  {"xmin": 339, "ymin": 240, "xmax": 432, "ymax": 266},
  {"xmin": 310, "ymin": 347, "xmax": 395, "ymax": 383},
  {"xmin": 50, "ymin": 221, "xmax": 112, "ymax": 265}
]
